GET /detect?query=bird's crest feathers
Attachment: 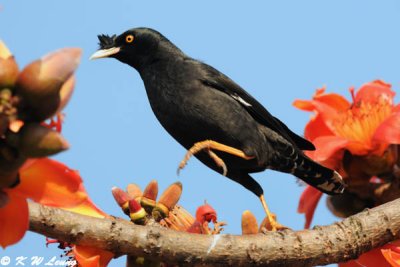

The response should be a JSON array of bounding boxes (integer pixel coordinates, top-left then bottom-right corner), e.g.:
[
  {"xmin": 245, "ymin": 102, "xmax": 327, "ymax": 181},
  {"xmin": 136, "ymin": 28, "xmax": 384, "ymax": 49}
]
[{"xmin": 97, "ymin": 34, "xmax": 116, "ymax": 49}]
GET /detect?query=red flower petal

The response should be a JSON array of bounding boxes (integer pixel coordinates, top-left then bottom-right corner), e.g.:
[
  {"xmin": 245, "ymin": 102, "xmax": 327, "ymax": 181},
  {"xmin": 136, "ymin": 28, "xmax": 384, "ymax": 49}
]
[
  {"xmin": 304, "ymin": 114, "xmax": 334, "ymax": 141},
  {"xmin": 0, "ymin": 191, "xmax": 28, "ymax": 248},
  {"xmin": 355, "ymin": 80, "xmax": 395, "ymax": 104},
  {"xmin": 309, "ymin": 136, "xmax": 348, "ymax": 162},
  {"xmin": 15, "ymin": 158, "xmax": 87, "ymax": 207},
  {"xmin": 373, "ymin": 112, "xmax": 400, "ymax": 145},
  {"xmin": 293, "ymin": 90, "xmax": 350, "ymax": 113},
  {"xmin": 72, "ymin": 245, "xmax": 113, "ymax": 267},
  {"xmin": 293, "ymin": 99, "xmax": 315, "ymax": 111},
  {"xmin": 314, "ymin": 92, "xmax": 350, "ymax": 112},
  {"xmin": 297, "ymin": 186, "xmax": 322, "ymax": 229}
]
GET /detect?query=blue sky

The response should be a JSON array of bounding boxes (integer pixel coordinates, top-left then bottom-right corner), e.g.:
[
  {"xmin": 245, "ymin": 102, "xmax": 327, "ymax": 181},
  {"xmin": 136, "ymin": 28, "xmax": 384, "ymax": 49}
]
[{"xmin": 1, "ymin": 1, "xmax": 400, "ymax": 266}]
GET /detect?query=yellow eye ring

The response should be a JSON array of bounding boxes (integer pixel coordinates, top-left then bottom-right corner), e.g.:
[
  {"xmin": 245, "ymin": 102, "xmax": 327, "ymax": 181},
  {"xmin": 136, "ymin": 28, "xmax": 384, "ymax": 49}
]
[{"xmin": 126, "ymin": 35, "xmax": 134, "ymax": 43}]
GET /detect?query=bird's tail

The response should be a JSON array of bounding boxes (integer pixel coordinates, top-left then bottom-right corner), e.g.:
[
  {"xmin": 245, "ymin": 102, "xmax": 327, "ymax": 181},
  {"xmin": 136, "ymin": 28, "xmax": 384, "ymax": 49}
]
[{"xmin": 271, "ymin": 143, "xmax": 345, "ymax": 195}]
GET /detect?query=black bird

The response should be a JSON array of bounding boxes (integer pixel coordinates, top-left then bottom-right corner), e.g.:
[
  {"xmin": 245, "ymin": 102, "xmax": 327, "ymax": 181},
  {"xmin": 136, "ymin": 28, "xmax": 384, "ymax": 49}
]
[{"xmin": 90, "ymin": 27, "xmax": 345, "ymax": 229}]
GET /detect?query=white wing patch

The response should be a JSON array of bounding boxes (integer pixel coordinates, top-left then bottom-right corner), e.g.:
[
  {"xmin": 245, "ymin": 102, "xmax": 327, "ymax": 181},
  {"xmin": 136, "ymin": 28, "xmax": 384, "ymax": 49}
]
[{"xmin": 231, "ymin": 94, "xmax": 252, "ymax": 107}]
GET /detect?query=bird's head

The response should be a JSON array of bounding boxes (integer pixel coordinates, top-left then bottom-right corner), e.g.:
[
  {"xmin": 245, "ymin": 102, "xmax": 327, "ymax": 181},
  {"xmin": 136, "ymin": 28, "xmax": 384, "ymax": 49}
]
[{"xmin": 90, "ymin": 27, "xmax": 181, "ymax": 70}]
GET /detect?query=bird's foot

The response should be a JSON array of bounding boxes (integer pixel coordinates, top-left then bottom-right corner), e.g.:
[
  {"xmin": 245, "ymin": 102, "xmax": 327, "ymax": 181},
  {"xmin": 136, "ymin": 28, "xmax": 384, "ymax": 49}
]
[
  {"xmin": 177, "ymin": 140, "xmax": 254, "ymax": 176},
  {"xmin": 260, "ymin": 213, "xmax": 289, "ymax": 232},
  {"xmin": 259, "ymin": 194, "xmax": 289, "ymax": 231}
]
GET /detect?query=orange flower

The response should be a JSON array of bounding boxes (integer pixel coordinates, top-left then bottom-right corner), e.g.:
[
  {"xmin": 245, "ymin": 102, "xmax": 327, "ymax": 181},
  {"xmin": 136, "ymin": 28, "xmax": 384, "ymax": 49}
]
[
  {"xmin": 3, "ymin": 157, "xmax": 114, "ymax": 266},
  {"xmin": 294, "ymin": 80, "xmax": 400, "ymax": 267},
  {"xmin": 0, "ymin": 155, "xmax": 112, "ymax": 266},
  {"xmin": 294, "ymin": 80, "xmax": 399, "ymax": 163},
  {"xmin": 0, "ymin": 158, "xmax": 87, "ymax": 248},
  {"xmin": 293, "ymin": 80, "xmax": 400, "ymax": 229}
]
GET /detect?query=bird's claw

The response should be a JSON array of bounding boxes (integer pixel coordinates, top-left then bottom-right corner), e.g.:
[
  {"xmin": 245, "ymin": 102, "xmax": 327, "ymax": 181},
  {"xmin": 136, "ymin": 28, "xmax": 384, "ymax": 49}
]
[
  {"xmin": 207, "ymin": 150, "xmax": 228, "ymax": 176},
  {"xmin": 260, "ymin": 213, "xmax": 290, "ymax": 232},
  {"xmin": 177, "ymin": 140, "xmax": 254, "ymax": 177},
  {"xmin": 177, "ymin": 149, "xmax": 228, "ymax": 176}
]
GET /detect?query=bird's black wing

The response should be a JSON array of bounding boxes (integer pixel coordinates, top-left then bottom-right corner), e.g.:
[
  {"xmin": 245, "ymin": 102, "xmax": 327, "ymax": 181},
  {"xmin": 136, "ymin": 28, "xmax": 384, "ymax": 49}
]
[{"xmin": 199, "ymin": 63, "xmax": 315, "ymax": 151}]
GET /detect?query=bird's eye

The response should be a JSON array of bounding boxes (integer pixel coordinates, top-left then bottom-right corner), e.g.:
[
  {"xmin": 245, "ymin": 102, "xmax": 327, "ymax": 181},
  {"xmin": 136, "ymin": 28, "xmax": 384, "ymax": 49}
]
[{"xmin": 125, "ymin": 35, "xmax": 134, "ymax": 43}]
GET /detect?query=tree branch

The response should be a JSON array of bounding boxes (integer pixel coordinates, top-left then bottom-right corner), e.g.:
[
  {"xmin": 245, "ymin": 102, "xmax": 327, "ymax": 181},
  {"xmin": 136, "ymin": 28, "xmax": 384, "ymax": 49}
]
[{"xmin": 29, "ymin": 198, "xmax": 400, "ymax": 267}]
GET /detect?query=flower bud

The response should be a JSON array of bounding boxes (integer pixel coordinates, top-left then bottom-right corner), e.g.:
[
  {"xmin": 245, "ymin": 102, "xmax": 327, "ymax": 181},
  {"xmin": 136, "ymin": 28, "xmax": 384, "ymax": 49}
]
[
  {"xmin": 18, "ymin": 123, "xmax": 69, "ymax": 157},
  {"xmin": 56, "ymin": 75, "xmax": 75, "ymax": 113},
  {"xmin": 241, "ymin": 210, "xmax": 258, "ymax": 235},
  {"xmin": 0, "ymin": 41, "xmax": 19, "ymax": 88},
  {"xmin": 111, "ymin": 186, "xmax": 130, "ymax": 215},
  {"xmin": 126, "ymin": 183, "xmax": 142, "ymax": 201},
  {"xmin": 141, "ymin": 180, "xmax": 158, "ymax": 213},
  {"xmin": 129, "ymin": 199, "xmax": 147, "ymax": 225},
  {"xmin": 16, "ymin": 48, "xmax": 81, "ymax": 121},
  {"xmin": 152, "ymin": 182, "xmax": 182, "ymax": 221}
]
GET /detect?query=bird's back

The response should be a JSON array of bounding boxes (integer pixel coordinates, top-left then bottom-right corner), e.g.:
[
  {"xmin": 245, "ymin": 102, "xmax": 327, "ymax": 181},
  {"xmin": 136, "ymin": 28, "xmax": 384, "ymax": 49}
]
[{"xmin": 139, "ymin": 57, "xmax": 272, "ymax": 169}]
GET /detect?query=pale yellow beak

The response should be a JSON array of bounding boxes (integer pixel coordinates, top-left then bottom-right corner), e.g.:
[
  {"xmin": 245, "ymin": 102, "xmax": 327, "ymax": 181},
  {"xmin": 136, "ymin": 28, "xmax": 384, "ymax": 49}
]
[{"xmin": 89, "ymin": 47, "xmax": 121, "ymax": 60}]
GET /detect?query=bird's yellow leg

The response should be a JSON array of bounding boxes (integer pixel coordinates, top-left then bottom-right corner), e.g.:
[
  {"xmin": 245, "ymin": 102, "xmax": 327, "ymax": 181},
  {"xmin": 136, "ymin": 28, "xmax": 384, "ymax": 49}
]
[
  {"xmin": 260, "ymin": 194, "xmax": 278, "ymax": 231},
  {"xmin": 177, "ymin": 140, "xmax": 254, "ymax": 176},
  {"xmin": 259, "ymin": 195, "xmax": 288, "ymax": 231}
]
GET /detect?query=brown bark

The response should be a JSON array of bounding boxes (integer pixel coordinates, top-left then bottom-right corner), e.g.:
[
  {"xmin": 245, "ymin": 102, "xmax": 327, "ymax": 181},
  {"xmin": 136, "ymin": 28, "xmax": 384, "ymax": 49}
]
[{"xmin": 29, "ymin": 198, "xmax": 400, "ymax": 267}]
